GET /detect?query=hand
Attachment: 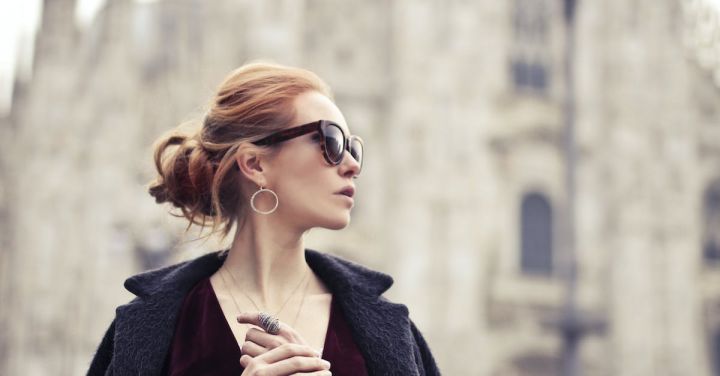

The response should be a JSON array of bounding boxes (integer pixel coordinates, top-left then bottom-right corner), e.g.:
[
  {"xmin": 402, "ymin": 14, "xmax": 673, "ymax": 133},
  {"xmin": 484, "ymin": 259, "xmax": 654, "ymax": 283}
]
[{"xmin": 237, "ymin": 312, "xmax": 331, "ymax": 376}]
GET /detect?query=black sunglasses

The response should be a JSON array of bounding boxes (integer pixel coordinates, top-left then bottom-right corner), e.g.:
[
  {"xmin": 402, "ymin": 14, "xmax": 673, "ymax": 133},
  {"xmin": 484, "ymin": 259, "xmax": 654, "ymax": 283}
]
[{"xmin": 252, "ymin": 120, "xmax": 364, "ymax": 173}]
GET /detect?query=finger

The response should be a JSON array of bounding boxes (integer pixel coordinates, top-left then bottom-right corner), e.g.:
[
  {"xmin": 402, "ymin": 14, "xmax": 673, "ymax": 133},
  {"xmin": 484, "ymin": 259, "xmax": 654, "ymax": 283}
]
[
  {"xmin": 245, "ymin": 327, "xmax": 287, "ymax": 349},
  {"xmin": 237, "ymin": 312, "xmax": 306, "ymax": 344},
  {"xmin": 257, "ymin": 343, "xmax": 322, "ymax": 364},
  {"xmin": 239, "ymin": 354, "xmax": 252, "ymax": 369},
  {"xmin": 236, "ymin": 312, "xmax": 265, "ymax": 330},
  {"xmin": 294, "ymin": 371, "xmax": 332, "ymax": 376},
  {"xmin": 240, "ymin": 340, "xmax": 267, "ymax": 357},
  {"xmin": 264, "ymin": 355, "xmax": 331, "ymax": 375}
]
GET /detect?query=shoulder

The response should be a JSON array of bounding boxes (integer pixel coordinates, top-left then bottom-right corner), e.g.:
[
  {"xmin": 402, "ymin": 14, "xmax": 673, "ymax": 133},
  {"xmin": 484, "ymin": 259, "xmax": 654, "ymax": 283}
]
[
  {"xmin": 305, "ymin": 249, "xmax": 396, "ymax": 297},
  {"xmin": 123, "ymin": 250, "xmax": 225, "ymax": 299}
]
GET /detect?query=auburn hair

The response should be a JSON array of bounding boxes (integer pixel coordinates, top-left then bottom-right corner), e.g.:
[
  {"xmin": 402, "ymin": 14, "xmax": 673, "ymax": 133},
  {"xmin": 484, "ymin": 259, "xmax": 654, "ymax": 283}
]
[{"xmin": 147, "ymin": 61, "xmax": 333, "ymax": 241}]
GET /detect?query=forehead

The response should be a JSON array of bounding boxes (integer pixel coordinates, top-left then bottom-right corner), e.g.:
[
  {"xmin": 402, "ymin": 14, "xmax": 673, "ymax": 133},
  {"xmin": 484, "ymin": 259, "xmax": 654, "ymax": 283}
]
[{"xmin": 292, "ymin": 91, "xmax": 351, "ymax": 134}]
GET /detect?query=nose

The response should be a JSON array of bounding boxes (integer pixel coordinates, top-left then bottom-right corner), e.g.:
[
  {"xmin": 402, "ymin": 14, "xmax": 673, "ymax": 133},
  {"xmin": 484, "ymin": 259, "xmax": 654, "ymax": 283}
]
[{"xmin": 339, "ymin": 150, "xmax": 361, "ymax": 179}]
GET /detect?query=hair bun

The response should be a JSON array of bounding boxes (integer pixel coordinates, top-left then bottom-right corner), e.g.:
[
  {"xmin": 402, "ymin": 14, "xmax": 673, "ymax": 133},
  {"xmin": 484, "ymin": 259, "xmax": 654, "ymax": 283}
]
[
  {"xmin": 147, "ymin": 131, "xmax": 215, "ymax": 215},
  {"xmin": 148, "ymin": 182, "xmax": 170, "ymax": 204}
]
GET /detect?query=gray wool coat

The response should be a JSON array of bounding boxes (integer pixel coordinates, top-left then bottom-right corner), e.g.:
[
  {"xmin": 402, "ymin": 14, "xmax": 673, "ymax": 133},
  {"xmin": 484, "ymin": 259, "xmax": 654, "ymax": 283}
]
[{"xmin": 86, "ymin": 248, "xmax": 441, "ymax": 376}]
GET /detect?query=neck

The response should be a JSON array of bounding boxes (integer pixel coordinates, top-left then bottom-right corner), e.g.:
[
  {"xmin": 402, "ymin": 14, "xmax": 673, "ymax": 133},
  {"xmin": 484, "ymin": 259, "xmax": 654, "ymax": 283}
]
[{"xmin": 221, "ymin": 214, "xmax": 311, "ymax": 311}]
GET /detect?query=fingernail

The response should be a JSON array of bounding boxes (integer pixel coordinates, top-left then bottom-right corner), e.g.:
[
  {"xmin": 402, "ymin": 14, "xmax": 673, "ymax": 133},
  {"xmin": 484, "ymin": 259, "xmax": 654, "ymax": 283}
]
[{"xmin": 322, "ymin": 359, "xmax": 331, "ymax": 368}]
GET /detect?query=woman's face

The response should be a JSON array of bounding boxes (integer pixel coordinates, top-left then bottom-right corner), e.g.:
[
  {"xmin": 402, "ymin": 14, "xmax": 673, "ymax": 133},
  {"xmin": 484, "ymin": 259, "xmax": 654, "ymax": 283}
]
[{"xmin": 260, "ymin": 90, "xmax": 361, "ymax": 231}]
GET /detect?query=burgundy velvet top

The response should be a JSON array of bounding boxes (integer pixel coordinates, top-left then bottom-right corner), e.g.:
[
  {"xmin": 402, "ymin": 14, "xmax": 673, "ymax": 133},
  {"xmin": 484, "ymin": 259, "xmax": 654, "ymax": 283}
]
[{"xmin": 163, "ymin": 276, "xmax": 368, "ymax": 376}]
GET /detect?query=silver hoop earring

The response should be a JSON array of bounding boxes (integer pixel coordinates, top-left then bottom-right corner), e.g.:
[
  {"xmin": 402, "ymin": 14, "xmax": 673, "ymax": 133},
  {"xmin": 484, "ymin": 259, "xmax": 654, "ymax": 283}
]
[{"xmin": 250, "ymin": 186, "xmax": 279, "ymax": 215}]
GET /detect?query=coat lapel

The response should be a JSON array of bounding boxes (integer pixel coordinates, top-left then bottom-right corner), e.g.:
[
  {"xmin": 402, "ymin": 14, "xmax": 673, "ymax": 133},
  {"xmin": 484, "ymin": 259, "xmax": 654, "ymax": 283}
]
[
  {"xmin": 114, "ymin": 291, "xmax": 185, "ymax": 375},
  {"xmin": 113, "ymin": 252, "xmax": 225, "ymax": 376},
  {"xmin": 112, "ymin": 249, "xmax": 418, "ymax": 375},
  {"xmin": 338, "ymin": 293, "xmax": 419, "ymax": 375},
  {"xmin": 305, "ymin": 251, "xmax": 419, "ymax": 375}
]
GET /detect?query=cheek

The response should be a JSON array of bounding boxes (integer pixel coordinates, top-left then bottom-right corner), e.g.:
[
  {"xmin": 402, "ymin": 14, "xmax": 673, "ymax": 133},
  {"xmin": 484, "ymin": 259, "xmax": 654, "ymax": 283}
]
[{"xmin": 275, "ymin": 145, "xmax": 329, "ymax": 196}]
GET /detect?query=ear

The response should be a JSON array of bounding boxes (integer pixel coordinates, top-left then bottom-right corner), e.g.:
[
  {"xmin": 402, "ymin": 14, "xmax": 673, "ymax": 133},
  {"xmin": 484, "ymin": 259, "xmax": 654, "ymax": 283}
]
[{"xmin": 234, "ymin": 145, "xmax": 270, "ymax": 187}]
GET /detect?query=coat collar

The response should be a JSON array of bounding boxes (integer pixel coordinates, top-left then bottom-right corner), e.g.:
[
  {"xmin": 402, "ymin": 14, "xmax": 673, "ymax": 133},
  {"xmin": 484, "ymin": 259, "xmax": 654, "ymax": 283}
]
[
  {"xmin": 123, "ymin": 248, "xmax": 394, "ymax": 299},
  {"xmin": 113, "ymin": 249, "xmax": 419, "ymax": 376}
]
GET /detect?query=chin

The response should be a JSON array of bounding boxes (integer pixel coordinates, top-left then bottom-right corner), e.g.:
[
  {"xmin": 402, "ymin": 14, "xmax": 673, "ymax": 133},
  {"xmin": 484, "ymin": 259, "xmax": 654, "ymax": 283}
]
[{"xmin": 321, "ymin": 214, "xmax": 351, "ymax": 230}]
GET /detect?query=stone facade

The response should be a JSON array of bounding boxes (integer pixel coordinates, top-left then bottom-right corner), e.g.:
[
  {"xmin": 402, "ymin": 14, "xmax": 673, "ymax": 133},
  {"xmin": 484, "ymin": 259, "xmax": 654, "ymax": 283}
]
[{"xmin": 1, "ymin": 0, "xmax": 719, "ymax": 375}]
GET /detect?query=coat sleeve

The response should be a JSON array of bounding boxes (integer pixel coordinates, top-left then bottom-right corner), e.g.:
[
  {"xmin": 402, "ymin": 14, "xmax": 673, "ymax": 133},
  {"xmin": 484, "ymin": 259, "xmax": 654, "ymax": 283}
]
[
  {"xmin": 86, "ymin": 318, "xmax": 116, "ymax": 376},
  {"xmin": 410, "ymin": 319, "xmax": 441, "ymax": 375}
]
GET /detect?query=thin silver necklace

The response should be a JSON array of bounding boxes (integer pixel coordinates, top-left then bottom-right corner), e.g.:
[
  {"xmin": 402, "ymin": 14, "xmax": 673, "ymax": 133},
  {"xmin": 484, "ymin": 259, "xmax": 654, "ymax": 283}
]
[
  {"xmin": 219, "ymin": 268, "xmax": 320, "ymax": 355},
  {"xmin": 219, "ymin": 265, "xmax": 310, "ymax": 327}
]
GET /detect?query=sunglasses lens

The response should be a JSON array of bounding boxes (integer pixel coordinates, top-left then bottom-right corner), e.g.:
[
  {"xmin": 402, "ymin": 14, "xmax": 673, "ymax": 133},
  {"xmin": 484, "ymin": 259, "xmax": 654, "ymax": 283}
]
[
  {"xmin": 324, "ymin": 125, "xmax": 344, "ymax": 163},
  {"xmin": 349, "ymin": 139, "xmax": 363, "ymax": 167}
]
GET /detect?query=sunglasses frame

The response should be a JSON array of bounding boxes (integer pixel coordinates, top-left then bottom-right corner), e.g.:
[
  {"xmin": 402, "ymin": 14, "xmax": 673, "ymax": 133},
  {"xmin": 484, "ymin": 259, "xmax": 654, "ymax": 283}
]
[{"xmin": 252, "ymin": 120, "xmax": 363, "ymax": 171}]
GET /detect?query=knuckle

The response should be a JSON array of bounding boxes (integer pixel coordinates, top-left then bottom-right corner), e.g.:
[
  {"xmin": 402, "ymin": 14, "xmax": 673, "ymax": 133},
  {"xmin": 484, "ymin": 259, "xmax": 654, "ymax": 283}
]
[
  {"xmin": 278, "ymin": 342, "xmax": 293, "ymax": 350},
  {"xmin": 288, "ymin": 333, "xmax": 302, "ymax": 343},
  {"xmin": 290, "ymin": 356, "xmax": 305, "ymax": 368},
  {"xmin": 270, "ymin": 338, "xmax": 284, "ymax": 348},
  {"xmin": 279, "ymin": 342, "xmax": 297, "ymax": 353}
]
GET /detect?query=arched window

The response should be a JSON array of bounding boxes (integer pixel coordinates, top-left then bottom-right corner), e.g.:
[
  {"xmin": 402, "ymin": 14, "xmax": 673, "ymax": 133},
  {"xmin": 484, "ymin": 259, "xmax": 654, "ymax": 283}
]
[
  {"xmin": 520, "ymin": 192, "xmax": 553, "ymax": 275},
  {"xmin": 704, "ymin": 180, "xmax": 720, "ymax": 264}
]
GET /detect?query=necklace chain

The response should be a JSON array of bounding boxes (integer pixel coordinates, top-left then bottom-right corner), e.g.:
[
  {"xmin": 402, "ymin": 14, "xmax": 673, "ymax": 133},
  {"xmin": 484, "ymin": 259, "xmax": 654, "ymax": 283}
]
[
  {"xmin": 292, "ymin": 273, "xmax": 311, "ymax": 329},
  {"xmin": 219, "ymin": 264, "xmax": 311, "ymax": 327},
  {"xmin": 218, "ymin": 270, "xmax": 244, "ymax": 317}
]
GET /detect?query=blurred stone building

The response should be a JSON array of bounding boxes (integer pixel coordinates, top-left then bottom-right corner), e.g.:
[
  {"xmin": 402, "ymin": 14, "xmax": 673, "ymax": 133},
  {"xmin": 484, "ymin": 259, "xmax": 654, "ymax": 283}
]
[{"xmin": 1, "ymin": 0, "xmax": 719, "ymax": 375}]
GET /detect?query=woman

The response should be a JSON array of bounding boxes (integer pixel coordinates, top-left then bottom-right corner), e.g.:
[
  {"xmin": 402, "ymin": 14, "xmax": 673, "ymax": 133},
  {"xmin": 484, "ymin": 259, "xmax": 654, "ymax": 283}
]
[{"xmin": 87, "ymin": 62, "xmax": 440, "ymax": 376}]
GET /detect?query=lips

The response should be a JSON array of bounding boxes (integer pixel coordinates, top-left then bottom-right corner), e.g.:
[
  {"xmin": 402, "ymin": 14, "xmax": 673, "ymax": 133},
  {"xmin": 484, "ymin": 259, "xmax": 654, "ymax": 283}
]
[{"xmin": 336, "ymin": 186, "xmax": 355, "ymax": 198}]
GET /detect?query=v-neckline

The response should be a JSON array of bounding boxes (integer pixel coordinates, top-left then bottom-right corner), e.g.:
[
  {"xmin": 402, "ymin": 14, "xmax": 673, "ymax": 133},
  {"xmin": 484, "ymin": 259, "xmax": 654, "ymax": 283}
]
[{"xmin": 206, "ymin": 277, "xmax": 335, "ymax": 360}]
